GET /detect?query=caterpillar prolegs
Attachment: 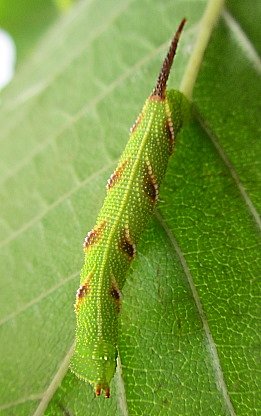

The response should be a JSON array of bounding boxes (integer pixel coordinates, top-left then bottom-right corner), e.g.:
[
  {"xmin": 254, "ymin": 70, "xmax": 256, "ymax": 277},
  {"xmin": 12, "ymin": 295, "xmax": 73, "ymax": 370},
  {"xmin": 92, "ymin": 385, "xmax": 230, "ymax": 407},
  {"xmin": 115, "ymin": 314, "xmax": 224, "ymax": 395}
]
[{"xmin": 70, "ymin": 18, "xmax": 190, "ymax": 397}]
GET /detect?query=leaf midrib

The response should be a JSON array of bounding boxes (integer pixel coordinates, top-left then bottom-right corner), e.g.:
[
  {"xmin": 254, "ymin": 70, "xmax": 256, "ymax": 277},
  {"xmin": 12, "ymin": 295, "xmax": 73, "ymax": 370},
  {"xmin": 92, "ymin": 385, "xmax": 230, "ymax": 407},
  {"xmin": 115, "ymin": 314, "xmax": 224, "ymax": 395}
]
[{"xmin": 155, "ymin": 211, "xmax": 236, "ymax": 416}]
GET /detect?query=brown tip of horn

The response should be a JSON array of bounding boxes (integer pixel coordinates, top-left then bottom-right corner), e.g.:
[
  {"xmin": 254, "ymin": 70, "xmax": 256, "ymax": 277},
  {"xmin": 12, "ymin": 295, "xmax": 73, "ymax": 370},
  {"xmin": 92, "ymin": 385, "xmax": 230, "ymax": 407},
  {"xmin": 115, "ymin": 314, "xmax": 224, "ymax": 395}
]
[{"xmin": 151, "ymin": 18, "xmax": 187, "ymax": 99}]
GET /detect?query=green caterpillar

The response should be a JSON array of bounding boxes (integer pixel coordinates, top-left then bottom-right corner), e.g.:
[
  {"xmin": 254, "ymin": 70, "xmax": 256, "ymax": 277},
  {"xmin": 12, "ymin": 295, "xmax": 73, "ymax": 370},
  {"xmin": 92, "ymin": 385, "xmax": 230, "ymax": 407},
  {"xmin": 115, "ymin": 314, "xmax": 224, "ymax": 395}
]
[{"xmin": 70, "ymin": 19, "xmax": 190, "ymax": 397}]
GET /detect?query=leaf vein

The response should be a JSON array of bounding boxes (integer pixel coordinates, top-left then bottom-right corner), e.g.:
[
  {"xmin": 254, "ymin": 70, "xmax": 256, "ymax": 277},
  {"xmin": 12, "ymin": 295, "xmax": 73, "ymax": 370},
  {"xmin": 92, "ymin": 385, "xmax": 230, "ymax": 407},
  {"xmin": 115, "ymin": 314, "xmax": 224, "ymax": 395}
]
[
  {"xmin": 0, "ymin": 393, "xmax": 43, "ymax": 412},
  {"xmin": 155, "ymin": 211, "xmax": 237, "ymax": 416},
  {"xmin": 1, "ymin": 0, "xmax": 135, "ymax": 113},
  {"xmin": 0, "ymin": 271, "xmax": 78, "ymax": 327},
  {"xmin": 222, "ymin": 9, "xmax": 261, "ymax": 73},
  {"xmin": 196, "ymin": 112, "xmax": 261, "ymax": 231},
  {"xmin": 33, "ymin": 344, "xmax": 75, "ymax": 416},
  {"xmin": 0, "ymin": 162, "xmax": 115, "ymax": 248},
  {"xmin": 0, "ymin": 35, "xmax": 176, "ymax": 185}
]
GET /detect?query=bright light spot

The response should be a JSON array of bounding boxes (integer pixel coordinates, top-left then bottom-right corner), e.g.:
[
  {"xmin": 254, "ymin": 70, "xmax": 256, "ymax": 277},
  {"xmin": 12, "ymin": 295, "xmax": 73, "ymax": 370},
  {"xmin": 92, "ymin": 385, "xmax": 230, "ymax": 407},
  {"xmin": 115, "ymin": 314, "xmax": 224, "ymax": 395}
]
[
  {"xmin": 0, "ymin": 29, "xmax": 16, "ymax": 89},
  {"xmin": 54, "ymin": 0, "xmax": 73, "ymax": 12}
]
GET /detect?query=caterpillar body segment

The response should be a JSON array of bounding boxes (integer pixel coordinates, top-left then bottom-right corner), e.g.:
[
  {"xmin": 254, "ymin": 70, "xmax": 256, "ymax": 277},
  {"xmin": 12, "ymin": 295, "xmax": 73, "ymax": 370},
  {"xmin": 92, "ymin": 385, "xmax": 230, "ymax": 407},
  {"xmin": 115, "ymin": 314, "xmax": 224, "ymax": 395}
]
[{"xmin": 70, "ymin": 19, "xmax": 190, "ymax": 397}]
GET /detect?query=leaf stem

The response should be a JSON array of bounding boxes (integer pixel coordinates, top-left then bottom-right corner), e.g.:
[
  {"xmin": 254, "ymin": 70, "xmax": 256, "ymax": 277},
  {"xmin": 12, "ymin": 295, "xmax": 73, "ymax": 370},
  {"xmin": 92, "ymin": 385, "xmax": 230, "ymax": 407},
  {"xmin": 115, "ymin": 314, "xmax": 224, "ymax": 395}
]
[{"xmin": 180, "ymin": 0, "xmax": 225, "ymax": 100}]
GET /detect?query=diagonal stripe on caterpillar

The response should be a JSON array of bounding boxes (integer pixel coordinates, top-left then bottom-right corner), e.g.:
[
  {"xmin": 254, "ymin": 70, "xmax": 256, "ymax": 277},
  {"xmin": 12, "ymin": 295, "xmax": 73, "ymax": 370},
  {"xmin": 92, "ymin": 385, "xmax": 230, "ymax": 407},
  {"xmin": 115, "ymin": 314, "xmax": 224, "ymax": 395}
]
[{"xmin": 70, "ymin": 18, "xmax": 190, "ymax": 398}]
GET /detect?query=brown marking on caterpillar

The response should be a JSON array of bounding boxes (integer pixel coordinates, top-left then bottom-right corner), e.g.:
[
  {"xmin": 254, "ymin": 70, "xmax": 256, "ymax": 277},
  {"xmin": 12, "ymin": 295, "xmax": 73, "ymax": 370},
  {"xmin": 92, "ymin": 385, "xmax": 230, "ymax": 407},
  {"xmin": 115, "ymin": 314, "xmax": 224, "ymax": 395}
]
[
  {"xmin": 120, "ymin": 225, "xmax": 136, "ymax": 259},
  {"xmin": 95, "ymin": 385, "xmax": 101, "ymax": 396},
  {"xmin": 110, "ymin": 277, "xmax": 121, "ymax": 312},
  {"xmin": 95, "ymin": 385, "xmax": 110, "ymax": 398},
  {"xmin": 83, "ymin": 220, "xmax": 106, "ymax": 251},
  {"xmin": 74, "ymin": 273, "xmax": 92, "ymax": 311},
  {"xmin": 144, "ymin": 160, "xmax": 159, "ymax": 203},
  {"xmin": 151, "ymin": 18, "xmax": 186, "ymax": 99},
  {"xmin": 106, "ymin": 160, "xmax": 128, "ymax": 190},
  {"xmin": 130, "ymin": 112, "xmax": 143, "ymax": 133}
]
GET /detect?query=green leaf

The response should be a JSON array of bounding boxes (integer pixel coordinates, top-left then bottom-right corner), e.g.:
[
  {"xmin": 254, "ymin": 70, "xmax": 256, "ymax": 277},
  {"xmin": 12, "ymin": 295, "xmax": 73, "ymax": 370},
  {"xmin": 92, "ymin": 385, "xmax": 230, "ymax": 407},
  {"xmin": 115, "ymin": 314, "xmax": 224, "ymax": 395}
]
[{"xmin": 0, "ymin": 1, "xmax": 260, "ymax": 415}]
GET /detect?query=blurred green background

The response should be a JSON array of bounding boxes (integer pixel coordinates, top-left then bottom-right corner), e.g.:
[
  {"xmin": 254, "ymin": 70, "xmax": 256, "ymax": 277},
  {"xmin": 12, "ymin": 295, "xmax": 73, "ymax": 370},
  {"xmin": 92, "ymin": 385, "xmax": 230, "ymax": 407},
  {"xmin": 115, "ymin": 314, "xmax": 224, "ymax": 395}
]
[{"xmin": 0, "ymin": 0, "xmax": 76, "ymax": 67}]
